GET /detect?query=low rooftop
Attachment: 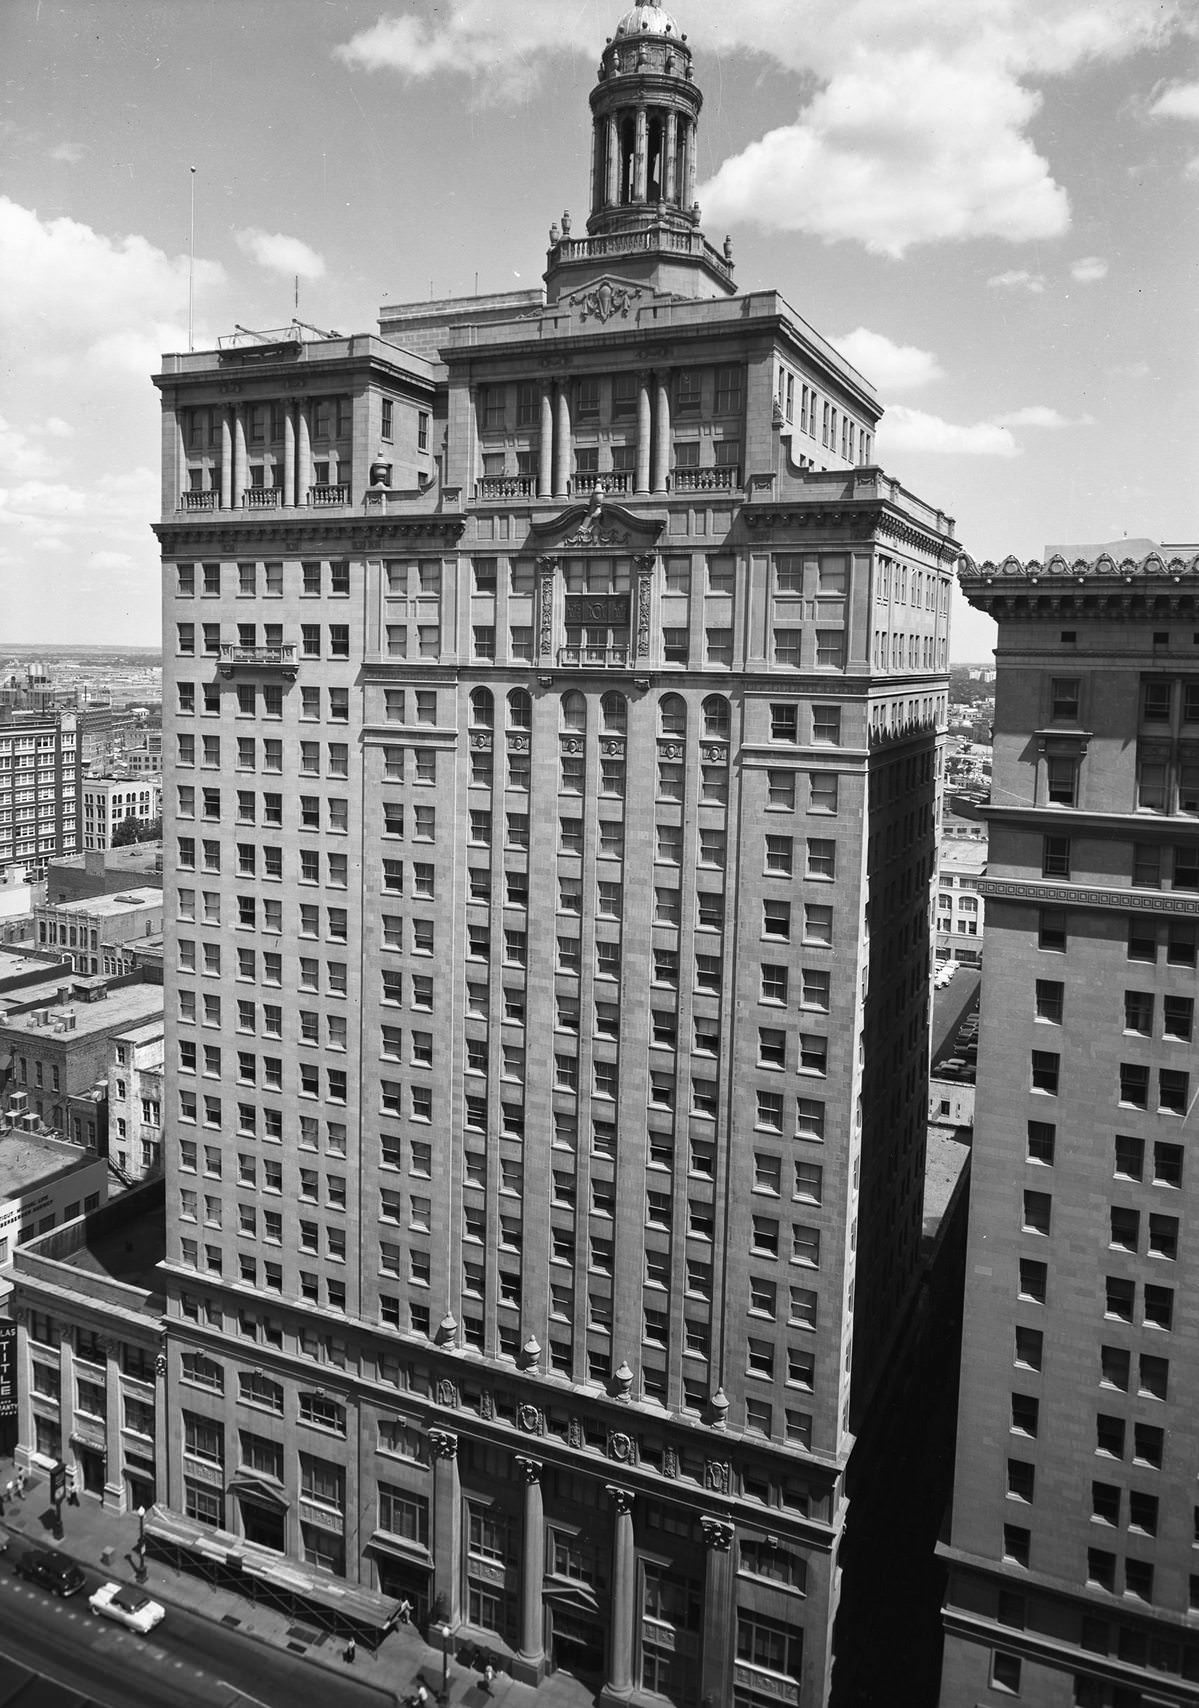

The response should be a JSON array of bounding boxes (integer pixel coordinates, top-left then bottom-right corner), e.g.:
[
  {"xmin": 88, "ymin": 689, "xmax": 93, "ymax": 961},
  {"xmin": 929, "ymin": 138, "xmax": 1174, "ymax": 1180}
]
[
  {"xmin": 15, "ymin": 1179, "xmax": 165, "ymax": 1312},
  {"xmin": 40, "ymin": 888, "xmax": 161, "ymax": 920},
  {"xmin": 0, "ymin": 1130, "xmax": 94, "ymax": 1195},
  {"xmin": 1, "ymin": 981, "xmax": 163, "ymax": 1041}
]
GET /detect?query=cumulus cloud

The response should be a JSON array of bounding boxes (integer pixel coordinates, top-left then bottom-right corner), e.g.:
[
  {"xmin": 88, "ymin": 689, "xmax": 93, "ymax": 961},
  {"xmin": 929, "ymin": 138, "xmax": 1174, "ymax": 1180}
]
[
  {"xmin": 877, "ymin": 406, "xmax": 1020, "ymax": 457},
  {"xmin": 992, "ymin": 405, "xmax": 1094, "ymax": 428},
  {"xmin": 1070, "ymin": 255, "xmax": 1108, "ymax": 282},
  {"xmin": 235, "ymin": 227, "xmax": 326, "ymax": 281},
  {"xmin": 50, "ymin": 142, "xmax": 85, "ymax": 164},
  {"xmin": 987, "ymin": 268, "xmax": 1045, "ymax": 292},
  {"xmin": 832, "ymin": 328, "xmax": 943, "ymax": 391},
  {"xmin": 335, "ymin": 0, "xmax": 1198, "ymax": 253},
  {"xmin": 1148, "ymin": 80, "xmax": 1199, "ymax": 120}
]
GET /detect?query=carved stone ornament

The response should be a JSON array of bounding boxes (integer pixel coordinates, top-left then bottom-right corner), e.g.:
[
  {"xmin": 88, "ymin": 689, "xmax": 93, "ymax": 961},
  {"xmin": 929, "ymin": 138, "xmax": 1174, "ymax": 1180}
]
[
  {"xmin": 606, "ymin": 1484, "xmax": 636, "ymax": 1515},
  {"xmin": 507, "ymin": 734, "xmax": 530, "ymax": 754},
  {"xmin": 560, "ymin": 737, "xmax": 584, "ymax": 756},
  {"xmin": 568, "ymin": 1417, "xmax": 586, "ymax": 1449},
  {"xmin": 635, "ymin": 561, "xmax": 654, "ymax": 659},
  {"xmin": 436, "ymin": 1378, "xmax": 459, "ymax": 1409},
  {"xmin": 607, "ymin": 1430, "xmax": 636, "ymax": 1464},
  {"xmin": 704, "ymin": 1459, "xmax": 731, "ymax": 1494},
  {"xmin": 515, "ymin": 1455, "xmax": 543, "ymax": 1485},
  {"xmin": 428, "ymin": 1429, "xmax": 459, "ymax": 1460},
  {"xmin": 658, "ymin": 741, "xmax": 683, "ymax": 760},
  {"xmin": 155, "ymin": 1352, "xmax": 167, "ymax": 1378},
  {"xmin": 701, "ymin": 1516, "xmax": 734, "ymax": 1552},
  {"xmin": 701, "ymin": 744, "xmax": 728, "ymax": 765},
  {"xmin": 600, "ymin": 737, "xmax": 626, "ymax": 757},
  {"xmin": 517, "ymin": 1403, "xmax": 544, "ymax": 1435},
  {"xmin": 662, "ymin": 1446, "xmax": 680, "ymax": 1480},
  {"xmin": 479, "ymin": 1391, "xmax": 496, "ymax": 1421},
  {"xmin": 470, "ymin": 732, "xmax": 493, "ymax": 752},
  {"xmin": 568, "ymin": 279, "xmax": 643, "ymax": 324},
  {"xmin": 536, "ymin": 558, "xmax": 557, "ymax": 661}
]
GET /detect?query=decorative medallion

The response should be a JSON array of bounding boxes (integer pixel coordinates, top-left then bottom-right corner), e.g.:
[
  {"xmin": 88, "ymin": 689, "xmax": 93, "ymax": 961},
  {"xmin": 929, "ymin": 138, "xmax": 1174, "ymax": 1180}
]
[{"xmin": 567, "ymin": 280, "xmax": 644, "ymax": 324}]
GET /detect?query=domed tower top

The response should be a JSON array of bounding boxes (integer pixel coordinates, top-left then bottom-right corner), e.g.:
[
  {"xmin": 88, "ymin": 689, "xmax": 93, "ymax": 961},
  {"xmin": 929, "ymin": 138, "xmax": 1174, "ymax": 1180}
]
[{"xmin": 544, "ymin": 2, "xmax": 735, "ymax": 303}]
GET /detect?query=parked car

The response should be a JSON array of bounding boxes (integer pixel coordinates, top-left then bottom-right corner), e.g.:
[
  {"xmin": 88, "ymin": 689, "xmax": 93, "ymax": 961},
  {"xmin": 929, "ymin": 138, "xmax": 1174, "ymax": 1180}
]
[
  {"xmin": 15, "ymin": 1549, "xmax": 86, "ymax": 1597},
  {"xmin": 89, "ymin": 1581, "xmax": 166, "ymax": 1634}
]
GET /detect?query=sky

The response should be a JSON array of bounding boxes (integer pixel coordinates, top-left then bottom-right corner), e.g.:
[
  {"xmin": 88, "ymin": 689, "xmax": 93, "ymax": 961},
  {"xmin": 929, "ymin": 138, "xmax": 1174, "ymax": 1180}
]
[{"xmin": 3, "ymin": 0, "xmax": 1199, "ymax": 658}]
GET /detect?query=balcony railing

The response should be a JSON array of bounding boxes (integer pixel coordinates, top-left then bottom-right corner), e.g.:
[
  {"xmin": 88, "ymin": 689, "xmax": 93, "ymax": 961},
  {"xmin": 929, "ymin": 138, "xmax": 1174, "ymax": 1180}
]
[
  {"xmin": 476, "ymin": 475, "xmax": 537, "ymax": 501},
  {"xmin": 673, "ymin": 465, "xmax": 741, "ymax": 493},
  {"xmin": 217, "ymin": 644, "xmax": 298, "ymax": 678},
  {"xmin": 244, "ymin": 487, "xmax": 280, "ymax": 509},
  {"xmin": 557, "ymin": 645, "xmax": 631, "ymax": 668},
  {"xmin": 575, "ymin": 471, "xmax": 633, "ymax": 497},
  {"xmin": 179, "ymin": 491, "xmax": 218, "ymax": 511},
  {"xmin": 309, "ymin": 484, "xmax": 349, "ymax": 507}
]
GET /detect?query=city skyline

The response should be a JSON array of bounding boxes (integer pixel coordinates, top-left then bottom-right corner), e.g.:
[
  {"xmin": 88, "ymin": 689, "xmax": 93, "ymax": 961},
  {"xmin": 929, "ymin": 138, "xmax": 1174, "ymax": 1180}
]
[{"xmin": 4, "ymin": 0, "xmax": 1199, "ymax": 654}]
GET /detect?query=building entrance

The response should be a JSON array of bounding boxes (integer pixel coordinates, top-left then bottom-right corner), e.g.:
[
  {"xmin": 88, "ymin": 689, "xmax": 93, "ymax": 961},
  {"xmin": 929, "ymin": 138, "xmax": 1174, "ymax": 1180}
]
[
  {"xmin": 78, "ymin": 1447, "xmax": 105, "ymax": 1497},
  {"xmin": 549, "ymin": 1609, "xmax": 605, "ymax": 1683}
]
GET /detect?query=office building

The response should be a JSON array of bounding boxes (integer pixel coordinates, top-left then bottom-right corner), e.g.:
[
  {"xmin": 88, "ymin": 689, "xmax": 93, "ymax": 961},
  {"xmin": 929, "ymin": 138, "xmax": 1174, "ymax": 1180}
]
[
  {"xmin": 0, "ymin": 707, "xmax": 82, "ymax": 878},
  {"xmin": 940, "ymin": 543, "xmax": 1199, "ymax": 1706},
  {"xmin": 80, "ymin": 774, "xmax": 162, "ymax": 852},
  {"xmin": 152, "ymin": 2, "xmax": 957, "ymax": 1700}
]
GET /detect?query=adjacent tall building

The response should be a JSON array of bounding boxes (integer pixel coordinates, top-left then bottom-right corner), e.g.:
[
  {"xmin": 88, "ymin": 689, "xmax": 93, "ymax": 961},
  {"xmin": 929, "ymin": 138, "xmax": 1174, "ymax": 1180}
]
[
  {"xmin": 941, "ymin": 544, "xmax": 1199, "ymax": 1707},
  {"xmin": 152, "ymin": 3, "xmax": 957, "ymax": 1700}
]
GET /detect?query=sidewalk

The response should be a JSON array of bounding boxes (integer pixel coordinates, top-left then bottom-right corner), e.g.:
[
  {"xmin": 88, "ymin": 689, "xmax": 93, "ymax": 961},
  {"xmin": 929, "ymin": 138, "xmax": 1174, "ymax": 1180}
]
[{"xmin": 0, "ymin": 1456, "xmax": 586, "ymax": 1708}]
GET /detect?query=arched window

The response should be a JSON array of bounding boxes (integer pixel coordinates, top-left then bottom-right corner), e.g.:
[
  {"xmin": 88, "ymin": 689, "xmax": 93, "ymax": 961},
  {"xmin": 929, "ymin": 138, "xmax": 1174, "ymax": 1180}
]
[
  {"xmin": 702, "ymin": 695, "xmax": 730, "ymax": 739},
  {"xmin": 660, "ymin": 695, "xmax": 686, "ymax": 736},
  {"xmin": 601, "ymin": 692, "xmax": 627, "ymax": 734},
  {"xmin": 507, "ymin": 689, "xmax": 532, "ymax": 731},
  {"xmin": 469, "ymin": 688, "xmax": 494, "ymax": 728},
  {"xmin": 561, "ymin": 692, "xmax": 586, "ymax": 732}
]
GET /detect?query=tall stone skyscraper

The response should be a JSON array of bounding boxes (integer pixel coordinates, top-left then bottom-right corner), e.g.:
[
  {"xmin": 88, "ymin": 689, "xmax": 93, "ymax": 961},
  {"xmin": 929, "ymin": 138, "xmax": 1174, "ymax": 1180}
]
[
  {"xmin": 940, "ymin": 544, "xmax": 1199, "ymax": 1708},
  {"xmin": 153, "ymin": 3, "xmax": 957, "ymax": 1700}
]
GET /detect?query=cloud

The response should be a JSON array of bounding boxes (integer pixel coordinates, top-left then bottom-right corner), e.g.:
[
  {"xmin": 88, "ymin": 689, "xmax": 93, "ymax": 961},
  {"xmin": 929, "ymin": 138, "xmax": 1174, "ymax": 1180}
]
[
  {"xmin": 1107, "ymin": 361, "xmax": 1150, "ymax": 379},
  {"xmin": 1185, "ymin": 154, "xmax": 1199, "ymax": 181},
  {"xmin": 1148, "ymin": 80, "xmax": 1199, "ymax": 120},
  {"xmin": 831, "ymin": 328, "xmax": 943, "ymax": 391},
  {"xmin": 0, "ymin": 417, "xmax": 56, "ymax": 480},
  {"xmin": 877, "ymin": 406, "xmax": 1020, "ymax": 457},
  {"xmin": 334, "ymin": 1, "xmax": 1199, "ymax": 253},
  {"xmin": 1070, "ymin": 255, "xmax": 1108, "ymax": 282},
  {"xmin": 50, "ymin": 142, "xmax": 85, "ymax": 164},
  {"xmin": 40, "ymin": 417, "xmax": 74, "ymax": 439},
  {"xmin": 235, "ymin": 227, "xmax": 326, "ymax": 281},
  {"xmin": 987, "ymin": 268, "xmax": 1045, "ymax": 292},
  {"xmin": 86, "ymin": 550, "xmax": 135, "ymax": 571},
  {"xmin": 992, "ymin": 405, "xmax": 1094, "ymax": 428}
]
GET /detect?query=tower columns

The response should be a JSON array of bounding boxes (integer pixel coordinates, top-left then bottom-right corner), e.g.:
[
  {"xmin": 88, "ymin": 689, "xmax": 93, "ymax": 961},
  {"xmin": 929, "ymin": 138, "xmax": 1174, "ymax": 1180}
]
[
  {"xmin": 539, "ymin": 384, "xmax": 554, "ymax": 498},
  {"xmin": 297, "ymin": 401, "xmax": 312, "ymax": 505},
  {"xmin": 683, "ymin": 117, "xmax": 697, "ymax": 208},
  {"xmin": 634, "ymin": 106, "xmax": 649, "ymax": 202},
  {"xmin": 232, "ymin": 405, "xmax": 246, "ymax": 508},
  {"xmin": 219, "ymin": 409, "xmax": 232, "ymax": 509},
  {"xmin": 605, "ymin": 114, "xmax": 620, "ymax": 208},
  {"xmin": 605, "ymin": 1487, "xmax": 636, "ymax": 1698},
  {"xmin": 699, "ymin": 1518, "xmax": 735, "ymax": 1704},
  {"xmin": 554, "ymin": 385, "xmax": 571, "ymax": 499},
  {"xmin": 428, "ymin": 1430, "xmax": 461, "ymax": 1627},
  {"xmin": 282, "ymin": 404, "xmax": 296, "ymax": 508},
  {"xmin": 653, "ymin": 373, "xmax": 671, "ymax": 495},
  {"xmin": 664, "ymin": 111, "xmax": 679, "ymax": 206},
  {"xmin": 636, "ymin": 377, "xmax": 652, "ymax": 496}
]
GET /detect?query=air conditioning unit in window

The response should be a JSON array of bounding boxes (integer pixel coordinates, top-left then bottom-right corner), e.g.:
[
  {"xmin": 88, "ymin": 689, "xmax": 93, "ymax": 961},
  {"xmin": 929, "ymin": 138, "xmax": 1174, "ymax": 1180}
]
[{"xmin": 8, "ymin": 1091, "xmax": 28, "ymax": 1112}]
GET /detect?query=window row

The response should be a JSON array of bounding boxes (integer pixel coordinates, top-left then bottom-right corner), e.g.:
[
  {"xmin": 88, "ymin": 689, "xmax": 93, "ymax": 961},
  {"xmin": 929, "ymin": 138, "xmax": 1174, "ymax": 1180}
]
[{"xmin": 175, "ymin": 558, "xmax": 349, "ymax": 597}]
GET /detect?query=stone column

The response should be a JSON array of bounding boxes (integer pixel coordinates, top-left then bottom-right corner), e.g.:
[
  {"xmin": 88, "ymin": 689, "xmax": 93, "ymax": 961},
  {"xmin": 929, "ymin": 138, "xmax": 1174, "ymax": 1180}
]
[
  {"xmin": 634, "ymin": 107, "xmax": 648, "ymax": 202},
  {"xmin": 232, "ymin": 404, "xmax": 247, "ymax": 508},
  {"xmin": 297, "ymin": 401, "xmax": 312, "ymax": 506},
  {"xmin": 664, "ymin": 112, "xmax": 679, "ymax": 205},
  {"xmin": 103, "ymin": 1341, "xmax": 125, "ymax": 1510},
  {"xmin": 429, "ymin": 1429, "xmax": 462, "ymax": 1626},
  {"xmin": 635, "ymin": 378, "xmax": 652, "ymax": 496},
  {"xmin": 539, "ymin": 385, "xmax": 554, "ymax": 498},
  {"xmin": 605, "ymin": 1486, "xmax": 636, "ymax": 1698},
  {"xmin": 283, "ymin": 404, "xmax": 296, "ymax": 507},
  {"xmin": 606, "ymin": 115, "xmax": 620, "ymax": 207},
  {"xmin": 699, "ymin": 1518, "xmax": 735, "ymax": 1706},
  {"xmin": 219, "ymin": 410, "xmax": 232, "ymax": 510},
  {"xmin": 554, "ymin": 386, "xmax": 571, "ymax": 499},
  {"xmin": 175, "ymin": 416, "xmax": 186, "ymax": 507},
  {"xmin": 515, "ymin": 1457, "xmax": 545, "ymax": 1681},
  {"xmin": 684, "ymin": 119, "xmax": 697, "ymax": 209},
  {"xmin": 59, "ymin": 1333, "xmax": 74, "ymax": 1485},
  {"xmin": 653, "ymin": 374, "xmax": 671, "ymax": 494}
]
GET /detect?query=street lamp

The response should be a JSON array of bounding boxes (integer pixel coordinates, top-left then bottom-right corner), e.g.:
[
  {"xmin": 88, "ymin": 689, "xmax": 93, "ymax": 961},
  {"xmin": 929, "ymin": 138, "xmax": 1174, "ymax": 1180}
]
[
  {"xmin": 440, "ymin": 1624, "xmax": 451, "ymax": 1706},
  {"xmin": 135, "ymin": 1506, "xmax": 147, "ymax": 1582}
]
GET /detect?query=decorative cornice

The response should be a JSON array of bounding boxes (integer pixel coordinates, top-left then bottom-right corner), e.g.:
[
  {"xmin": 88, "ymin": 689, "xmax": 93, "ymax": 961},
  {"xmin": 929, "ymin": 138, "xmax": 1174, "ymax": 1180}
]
[
  {"xmin": 153, "ymin": 515, "xmax": 465, "ymax": 549},
  {"xmin": 980, "ymin": 876, "xmax": 1199, "ymax": 917},
  {"xmin": 745, "ymin": 502, "xmax": 958, "ymax": 563},
  {"xmin": 959, "ymin": 550, "xmax": 1199, "ymax": 617}
]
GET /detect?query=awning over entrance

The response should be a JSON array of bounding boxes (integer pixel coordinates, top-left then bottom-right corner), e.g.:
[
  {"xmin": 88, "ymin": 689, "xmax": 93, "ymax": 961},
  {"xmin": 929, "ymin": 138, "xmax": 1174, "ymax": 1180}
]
[{"xmin": 143, "ymin": 1505, "xmax": 403, "ymax": 1639}]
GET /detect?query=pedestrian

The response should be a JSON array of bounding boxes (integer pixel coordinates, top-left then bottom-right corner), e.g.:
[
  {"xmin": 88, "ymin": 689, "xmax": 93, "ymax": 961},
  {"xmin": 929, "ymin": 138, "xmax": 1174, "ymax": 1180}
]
[
  {"xmin": 4, "ymin": 1481, "xmax": 12, "ymax": 1505},
  {"xmin": 414, "ymin": 1685, "xmax": 429, "ymax": 1707},
  {"xmin": 14, "ymin": 1469, "xmax": 25, "ymax": 1500},
  {"xmin": 482, "ymin": 1660, "xmax": 496, "ymax": 1694},
  {"xmin": 343, "ymin": 1636, "xmax": 356, "ymax": 1664},
  {"xmin": 397, "ymin": 1596, "xmax": 412, "ymax": 1624}
]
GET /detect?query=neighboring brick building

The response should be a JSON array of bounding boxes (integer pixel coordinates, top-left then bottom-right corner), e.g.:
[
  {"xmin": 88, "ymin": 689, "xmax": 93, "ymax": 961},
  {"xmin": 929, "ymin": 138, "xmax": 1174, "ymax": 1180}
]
[
  {"xmin": 0, "ymin": 707, "xmax": 83, "ymax": 878},
  {"xmin": 940, "ymin": 542, "xmax": 1199, "ymax": 1706},
  {"xmin": 0, "ymin": 980, "xmax": 164, "ymax": 1140},
  {"xmin": 151, "ymin": 2, "xmax": 958, "ymax": 1698},
  {"xmin": 107, "ymin": 1018, "xmax": 164, "ymax": 1180},
  {"xmin": 45, "ymin": 842, "xmax": 164, "ymax": 906}
]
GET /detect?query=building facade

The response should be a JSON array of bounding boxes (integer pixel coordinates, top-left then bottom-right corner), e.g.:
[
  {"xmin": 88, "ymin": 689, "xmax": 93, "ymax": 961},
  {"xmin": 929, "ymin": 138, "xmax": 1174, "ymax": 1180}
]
[
  {"xmin": 34, "ymin": 888, "xmax": 164, "ymax": 978},
  {"xmin": 936, "ymin": 839, "xmax": 986, "ymax": 967},
  {"xmin": 940, "ymin": 545, "xmax": 1199, "ymax": 1706},
  {"xmin": 107, "ymin": 1019, "xmax": 164, "ymax": 1181},
  {"xmin": 152, "ymin": 4, "xmax": 956, "ymax": 1702},
  {"xmin": 80, "ymin": 774, "xmax": 162, "ymax": 852},
  {"xmin": 0, "ymin": 708, "xmax": 82, "ymax": 878}
]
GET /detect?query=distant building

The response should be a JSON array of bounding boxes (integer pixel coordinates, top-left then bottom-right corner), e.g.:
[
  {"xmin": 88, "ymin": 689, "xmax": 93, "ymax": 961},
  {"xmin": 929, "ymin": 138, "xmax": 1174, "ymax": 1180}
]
[
  {"xmin": 80, "ymin": 775, "xmax": 162, "ymax": 852},
  {"xmin": 0, "ymin": 1129, "xmax": 107, "ymax": 1299},
  {"xmin": 10, "ymin": 1181, "xmax": 163, "ymax": 1508},
  {"xmin": 34, "ymin": 888, "xmax": 164, "ymax": 977},
  {"xmin": 45, "ymin": 842, "xmax": 164, "ymax": 905},
  {"xmin": 107, "ymin": 1019, "xmax": 164, "ymax": 1181},
  {"xmin": 0, "ymin": 979, "xmax": 164, "ymax": 1140},
  {"xmin": 936, "ymin": 839, "xmax": 986, "ymax": 966},
  {"xmin": 0, "ymin": 707, "xmax": 83, "ymax": 878}
]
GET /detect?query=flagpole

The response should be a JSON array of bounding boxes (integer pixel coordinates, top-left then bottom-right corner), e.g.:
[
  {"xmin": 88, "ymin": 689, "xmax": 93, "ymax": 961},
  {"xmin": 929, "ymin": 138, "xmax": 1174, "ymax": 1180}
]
[{"xmin": 188, "ymin": 167, "xmax": 196, "ymax": 352}]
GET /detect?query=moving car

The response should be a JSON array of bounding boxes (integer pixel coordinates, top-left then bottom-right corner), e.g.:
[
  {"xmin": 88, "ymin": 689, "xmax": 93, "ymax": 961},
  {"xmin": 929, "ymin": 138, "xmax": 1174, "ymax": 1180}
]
[
  {"xmin": 88, "ymin": 1580, "xmax": 166, "ymax": 1634},
  {"xmin": 15, "ymin": 1550, "xmax": 86, "ymax": 1597}
]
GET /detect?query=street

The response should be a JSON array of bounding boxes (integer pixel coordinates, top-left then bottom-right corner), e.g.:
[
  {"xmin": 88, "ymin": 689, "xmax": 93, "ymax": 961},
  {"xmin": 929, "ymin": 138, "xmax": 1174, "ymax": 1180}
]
[{"xmin": 0, "ymin": 1558, "xmax": 399, "ymax": 1708}]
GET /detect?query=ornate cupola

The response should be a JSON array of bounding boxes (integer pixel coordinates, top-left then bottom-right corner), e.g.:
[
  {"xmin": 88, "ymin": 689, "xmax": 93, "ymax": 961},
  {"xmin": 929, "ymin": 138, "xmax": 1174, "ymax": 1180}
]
[{"xmin": 544, "ymin": 0, "xmax": 736, "ymax": 305}]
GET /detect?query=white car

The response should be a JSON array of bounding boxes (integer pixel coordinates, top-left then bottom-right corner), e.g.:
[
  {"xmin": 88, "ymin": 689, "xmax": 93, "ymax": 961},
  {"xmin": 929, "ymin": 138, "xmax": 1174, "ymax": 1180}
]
[{"xmin": 88, "ymin": 1581, "xmax": 166, "ymax": 1634}]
